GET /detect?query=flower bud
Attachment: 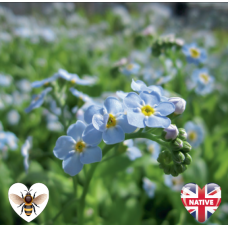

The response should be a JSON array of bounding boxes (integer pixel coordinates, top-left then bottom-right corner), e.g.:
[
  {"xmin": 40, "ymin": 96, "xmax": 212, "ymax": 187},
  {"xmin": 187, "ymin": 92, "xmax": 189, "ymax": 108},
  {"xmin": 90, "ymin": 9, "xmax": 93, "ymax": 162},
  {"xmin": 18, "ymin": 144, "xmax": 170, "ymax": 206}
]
[
  {"xmin": 174, "ymin": 164, "xmax": 187, "ymax": 174},
  {"xmin": 170, "ymin": 138, "xmax": 183, "ymax": 151},
  {"xmin": 164, "ymin": 165, "xmax": 171, "ymax": 175},
  {"xmin": 168, "ymin": 97, "xmax": 186, "ymax": 115},
  {"xmin": 178, "ymin": 128, "xmax": 187, "ymax": 141},
  {"xmin": 183, "ymin": 153, "xmax": 192, "ymax": 165},
  {"xmin": 181, "ymin": 141, "xmax": 192, "ymax": 153},
  {"xmin": 172, "ymin": 151, "xmax": 185, "ymax": 164},
  {"xmin": 170, "ymin": 166, "xmax": 179, "ymax": 177},
  {"xmin": 163, "ymin": 124, "xmax": 179, "ymax": 141},
  {"xmin": 163, "ymin": 150, "xmax": 172, "ymax": 164}
]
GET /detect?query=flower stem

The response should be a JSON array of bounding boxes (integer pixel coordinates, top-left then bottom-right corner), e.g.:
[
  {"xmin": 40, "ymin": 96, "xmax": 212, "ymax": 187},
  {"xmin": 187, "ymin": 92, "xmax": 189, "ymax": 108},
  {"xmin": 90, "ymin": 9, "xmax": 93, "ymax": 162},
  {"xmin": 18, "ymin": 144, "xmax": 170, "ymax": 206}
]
[{"xmin": 77, "ymin": 131, "xmax": 169, "ymax": 224}]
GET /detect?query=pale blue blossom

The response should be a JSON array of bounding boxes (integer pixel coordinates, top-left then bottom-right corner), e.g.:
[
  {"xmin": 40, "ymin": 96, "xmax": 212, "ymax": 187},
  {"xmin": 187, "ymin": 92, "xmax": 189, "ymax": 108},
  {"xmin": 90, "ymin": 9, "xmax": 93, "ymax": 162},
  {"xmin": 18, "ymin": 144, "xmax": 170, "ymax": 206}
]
[
  {"xmin": 182, "ymin": 43, "xmax": 207, "ymax": 65},
  {"xmin": 121, "ymin": 63, "xmax": 140, "ymax": 76},
  {"xmin": 142, "ymin": 177, "xmax": 156, "ymax": 198},
  {"xmin": 21, "ymin": 136, "xmax": 32, "ymax": 172},
  {"xmin": 25, "ymin": 87, "xmax": 52, "ymax": 113},
  {"xmin": 7, "ymin": 110, "xmax": 20, "ymax": 125},
  {"xmin": 82, "ymin": 97, "xmax": 137, "ymax": 145},
  {"xmin": 0, "ymin": 74, "xmax": 12, "ymax": 87},
  {"xmin": 184, "ymin": 121, "xmax": 204, "ymax": 148},
  {"xmin": 146, "ymin": 140, "xmax": 160, "ymax": 161},
  {"xmin": 53, "ymin": 120, "xmax": 102, "ymax": 176},
  {"xmin": 124, "ymin": 139, "xmax": 142, "ymax": 161},
  {"xmin": 70, "ymin": 88, "xmax": 92, "ymax": 103},
  {"xmin": 164, "ymin": 174, "xmax": 184, "ymax": 191},
  {"xmin": 124, "ymin": 91, "xmax": 175, "ymax": 128}
]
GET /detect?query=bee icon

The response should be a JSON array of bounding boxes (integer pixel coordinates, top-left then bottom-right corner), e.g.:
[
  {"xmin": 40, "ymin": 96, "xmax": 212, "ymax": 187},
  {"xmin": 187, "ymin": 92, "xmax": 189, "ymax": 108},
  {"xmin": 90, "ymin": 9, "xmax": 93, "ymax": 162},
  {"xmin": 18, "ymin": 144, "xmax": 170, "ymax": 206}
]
[{"xmin": 10, "ymin": 189, "xmax": 47, "ymax": 216}]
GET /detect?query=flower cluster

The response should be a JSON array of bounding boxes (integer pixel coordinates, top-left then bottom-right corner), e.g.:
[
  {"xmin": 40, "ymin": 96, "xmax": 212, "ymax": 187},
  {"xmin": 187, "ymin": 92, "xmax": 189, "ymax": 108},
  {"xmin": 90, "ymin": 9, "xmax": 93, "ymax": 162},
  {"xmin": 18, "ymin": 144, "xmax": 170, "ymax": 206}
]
[
  {"xmin": 52, "ymin": 79, "xmax": 190, "ymax": 177},
  {"xmin": 157, "ymin": 127, "xmax": 192, "ymax": 176}
]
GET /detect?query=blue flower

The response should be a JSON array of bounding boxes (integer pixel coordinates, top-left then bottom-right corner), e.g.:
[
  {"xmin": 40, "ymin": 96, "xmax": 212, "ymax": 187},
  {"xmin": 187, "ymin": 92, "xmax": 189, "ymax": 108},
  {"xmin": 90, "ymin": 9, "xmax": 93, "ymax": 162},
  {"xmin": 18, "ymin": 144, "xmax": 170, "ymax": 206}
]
[
  {"xmin": 146, "ymin": 140, "xmax": 160, "ymax": 161},
  {"xmin": 70, "ymin": 88, "xmax": 92, "ymax": 103},
  {"xmin": 124, "ymin": 91, "xmax": 175, "ymax": 128},
  {"xmin": 131, "ymin": 79, "xmax": 168, "ymax": 102},
  {"xmin": 17, "ymin": 79, "xmax": 32, "ymax": 92},
  {"xmin": 31, "ymin": 74, "xmax": 58, "ymax": 88},
  {"xmin": 0, "ymin": 74, "xmax": 12, "ymax": 87},
  {"xmin": 25, "ymin": 87, "xmax": 52, "ymax": 113},
  {"xmin": 58, "ymin": 69, "xmax": 96, "ymax": 85},
  {"xmin": 191, "ymin": 68, "xmax": 214, "ymax": 95},
  {"xmin": 82, "ymin": 97, "xmax": 137, "ymax": 145},
  {"xmin": 7, "ymin": 110, "xmax": 20, "ymax": 125},
  {"xmin": 53, "ymin": 120, "xmax": 102, "ymax": 176},
  {"xmin": 121, "ymin": 63, "xmax": 140, "ymax": 76},
  {"xmin": 142, "ymin": 177, "xmax": 156, "ymax": 198},
  {"xmin": 0, "ymin": 131, "xmax": 18, "ymax": 151},
  {"xmin": 123, "ymin": 139, "xmax": 142, "ymax": 161},
  {"xmin": 184, "ymin": 121, "xmax": 204, "ymax": 148},
  {"xmin": 182, "ymin": 43, "xmax": 207, "ymax": 65},
  {"xmin": 21, "ymin": 136, "xmax": 32, "ymax": 173},
  {"xmin": 164, "ymin": 174, "xmax": 184, "ymax": 191}
]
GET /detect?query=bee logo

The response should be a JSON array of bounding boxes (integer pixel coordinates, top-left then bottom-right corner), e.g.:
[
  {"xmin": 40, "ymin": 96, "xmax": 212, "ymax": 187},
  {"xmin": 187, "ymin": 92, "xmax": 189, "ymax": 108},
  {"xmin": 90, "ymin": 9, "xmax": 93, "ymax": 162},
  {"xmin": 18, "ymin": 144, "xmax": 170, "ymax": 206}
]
[{"xmin": 10, "ymin": 189, "xmax": 47, "ymax": 216}]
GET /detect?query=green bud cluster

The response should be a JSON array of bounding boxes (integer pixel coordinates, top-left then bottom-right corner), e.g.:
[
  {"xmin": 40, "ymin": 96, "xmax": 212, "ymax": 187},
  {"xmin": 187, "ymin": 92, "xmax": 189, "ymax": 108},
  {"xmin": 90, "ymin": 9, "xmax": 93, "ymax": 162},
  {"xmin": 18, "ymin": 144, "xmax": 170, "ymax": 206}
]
[
  {"xmin": 157, "ymin": 128, "xmax": 192, "ymax": 177},
  {"xmin": 151, "ymin": 35, "xmax": 183, "ymax": 57}
]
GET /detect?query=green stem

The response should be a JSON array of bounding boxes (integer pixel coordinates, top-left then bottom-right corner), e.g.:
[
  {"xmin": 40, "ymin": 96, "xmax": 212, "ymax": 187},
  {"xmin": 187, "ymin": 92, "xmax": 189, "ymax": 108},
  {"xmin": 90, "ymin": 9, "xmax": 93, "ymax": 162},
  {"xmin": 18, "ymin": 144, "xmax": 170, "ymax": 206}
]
[
  {"xmin": 77, "ymin": 131, "xmax": 169, "ymax": 224},
  {"xmin": 77, "ymin": 144, "xmax": 116, "ymax": 224}
]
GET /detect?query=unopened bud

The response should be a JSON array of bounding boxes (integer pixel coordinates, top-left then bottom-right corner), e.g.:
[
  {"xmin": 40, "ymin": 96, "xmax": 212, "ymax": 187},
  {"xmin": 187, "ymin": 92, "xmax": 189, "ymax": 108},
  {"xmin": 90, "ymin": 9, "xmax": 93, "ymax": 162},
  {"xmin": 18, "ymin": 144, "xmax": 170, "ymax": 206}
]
[
  {"xmin": 174, "ymin": 164, "xmax": 187, "ymax": 174},
  {"xmin": 170, "ymin": 138, "xmax": 183, "ymax": 151},
  {"xmin": 178, "ymin": 128, "xmax": 187, "ymax": 141},
  {"xmin": 181, "ymin": 141, "xmax": 192, "ymax": 153},
  {"xmin": 170, "ymin": 166, "xmax": 179, "ymax": 177},
  {"xmin": 168, "ymin": 97, "xmax": 186, "ymax": 115},
  {"xmin": 163, "ymin": 124, "xmax": 179, "ymax": 141},
  {"xmin": 163, "ymin": 150, "xmax": 172, "ymax": 164},
  {"xmin": 183, "ymin": 153, "xmax": 192, "ymax": 165},
  {"xmin": 164, "ymin": 165, "xmax": 171, "ymax": 175},
  {"xmin": 172, "ymin": 151, "xmax": 185, "ymax": 164}
]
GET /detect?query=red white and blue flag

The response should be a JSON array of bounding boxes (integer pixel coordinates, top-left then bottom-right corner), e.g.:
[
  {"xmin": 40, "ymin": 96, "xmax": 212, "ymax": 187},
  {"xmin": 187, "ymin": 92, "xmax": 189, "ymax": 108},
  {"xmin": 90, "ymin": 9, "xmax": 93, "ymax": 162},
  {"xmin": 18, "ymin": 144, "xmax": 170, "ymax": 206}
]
[{"xmin": 181, "ymin": 183, "xmax": 221, "ymax": 223}]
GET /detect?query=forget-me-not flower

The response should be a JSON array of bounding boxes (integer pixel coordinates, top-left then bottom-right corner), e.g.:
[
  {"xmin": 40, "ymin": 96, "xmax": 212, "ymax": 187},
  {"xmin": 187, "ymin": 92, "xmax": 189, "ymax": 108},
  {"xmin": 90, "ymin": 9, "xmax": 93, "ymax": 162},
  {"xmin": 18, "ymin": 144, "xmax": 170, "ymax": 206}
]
[
  {"xmin": 0, "ymin": 74, "xmax": 12, "ymax": 87},
  {"xmin": 191, "ymin": 68, "xmax": 214, "ymax": 95},
  {"xmin": 53, "ymin": 120, "xmax": 102, "ymax": 176},
  {"xmin": 82, "ymin": 97, "xmax": 137, "ymax": 145},
  {"xmin": 123, "ymin": 91, "xmax": 175, "ymax": 128},
  {"xmin": 7, "ymin": 110, "xmax": 20, "ymax": 125},
  {"xmin": 142, "ymin": 177, "xmax": 156, "ymax": 198},
  {"xmin": 31, "ymin": 74, "xmax": 58, "ymax": 88},
  {"xmin": 182, "ymin": 43, "xmax": 207, "ymax": 65},
  {"xmin": 70, "ymin": 88, "xmax": 92, "ymax": 103},
  {"xmin": 131, "ymin": 79, "xmax": 168, "ymax": 102},
  {"xmin": 184, "ymin": 121, "xmax": 204, "ymax": 148},
  {"xmin": 25, "ymin": 87, "xmax": 52, "ymax": 113},
  {"xmin": 124, "ymin": 139, "xmax": 142, "ymax": 161},
  {"xmin": 146, "ymin": 140, "xmax": 160, "ymax": 161},
  {"xmin": 164, "ymin": 174, "xmax": 184, "ymax": 191},
  {"xmin": 121, "ymin": 63, "xmax": 140, "ymax": 76},
  {"xmin": 58, "ymin": 69, "xmax": 96, "ymax": 85}
]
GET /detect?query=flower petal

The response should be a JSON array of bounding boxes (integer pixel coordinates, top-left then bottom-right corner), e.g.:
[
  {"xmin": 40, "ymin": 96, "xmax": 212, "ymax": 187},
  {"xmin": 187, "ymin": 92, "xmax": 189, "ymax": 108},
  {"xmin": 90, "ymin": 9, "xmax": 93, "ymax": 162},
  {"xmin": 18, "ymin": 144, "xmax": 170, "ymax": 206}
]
[
  {"xmin": 84, "ymin": 105, "xmax": 104, "ymax": 124},
  {"xmin": 155, "ymin": 102, "xmax": 175, "ymax": 116},
  {"xmin": 103, "ymin": 126, "xmax": 125, "ymax": 144},
  {"xmin": 139, "ymin": 91, "xmax": 160, "ymax": 107},
  {"xmin": 62, "ymin": 152, "xmax": 83, "ymax": 176},
  {"xmin": 80, "ymin": 146, "xmax": 102, "ymax": 164},
  {"xmin": 145, "ymin": 115, "xmax": 171, "ymax": 128},
  {"xmin": 104, "ymin": 97, "xmax": 124, "ymax": 115},
  {"xmin": 53, "ymin": 136, "xmax": 75, "ymax": 160},
  {"xmin": 127, "ymin": 147, "xmax": 142, "ymax": 161},
  {"xmin": 124, "ymin": 92, "xmax": 142, "ymax": 109},
  {"xmin": 127, "ymin": 111, "xmax": 145, "ymax": 128},
  {"xmin": 116, "ymin": 114, "xmax": 137, "ymax": 133},
  {"xmin": 82, "ymin": 123, "xmax": 103, "ymax": 146},
  {"xmin": 92, "ymin": 114, "xmax": 109, "ymax": 132},
  {"xmin": 131, "ymin": 79, "xmax": 147, "ymax": 92},
  {"xmin": 67, "ymin": 120, "xmax": 86, "ymax": 141}
]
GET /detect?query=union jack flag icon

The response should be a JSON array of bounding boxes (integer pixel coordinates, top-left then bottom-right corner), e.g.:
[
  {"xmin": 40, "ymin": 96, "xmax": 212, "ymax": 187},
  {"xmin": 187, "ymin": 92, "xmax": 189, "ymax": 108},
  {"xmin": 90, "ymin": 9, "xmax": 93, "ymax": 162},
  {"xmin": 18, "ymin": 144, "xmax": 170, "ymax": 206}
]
[{"xmin": 181, "ymin": 183, "xmax": 221, "ymax": 223}]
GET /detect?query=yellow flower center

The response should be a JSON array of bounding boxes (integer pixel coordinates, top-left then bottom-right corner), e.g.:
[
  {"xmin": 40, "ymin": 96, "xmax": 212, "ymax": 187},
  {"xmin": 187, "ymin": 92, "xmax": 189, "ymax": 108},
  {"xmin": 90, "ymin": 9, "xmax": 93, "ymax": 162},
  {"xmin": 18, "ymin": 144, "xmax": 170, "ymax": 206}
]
[
  {"xmin": 190, "ymin": 48, "xmax": 200, "ymax": 58},
  {"xmin": 141, "ymin": 105, "xmax": 155, "ymax": 116},
  {"xmin": 127, "ymin": 64, "xmax": 134, "ymax": 70},
  {"xmin": 71, "ymin": 79, "xmax": 76, "ymax": 84},
  {"xmin": 188, "ymin": 131, "xmax": 197, "ymax": 141},
  {"xmin": 75, "ymin": 141, "xmax": 86, "ymax": 153},
  {"xmin": 148, "ymin": 145, "xmax": 154, "ymax": 154},
  {"xmin": 44, "ymin": 82, "xmax": 49, "ymax": 86},
  {"xmin": 106, "ymin": 114, "xmax": 117, "ymax": 128},
  {"xmin": 200, "ymin": 73, "xmax": 209, "ymax": 84}
]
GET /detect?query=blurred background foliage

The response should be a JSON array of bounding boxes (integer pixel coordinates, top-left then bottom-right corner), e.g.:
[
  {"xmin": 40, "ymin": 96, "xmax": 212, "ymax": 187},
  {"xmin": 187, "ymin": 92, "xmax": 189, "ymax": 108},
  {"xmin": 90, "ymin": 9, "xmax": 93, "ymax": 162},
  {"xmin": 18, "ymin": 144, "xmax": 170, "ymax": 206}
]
[{"xmin": 0, "ymin": 2, "xmax": 228, "ymax": 225}]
